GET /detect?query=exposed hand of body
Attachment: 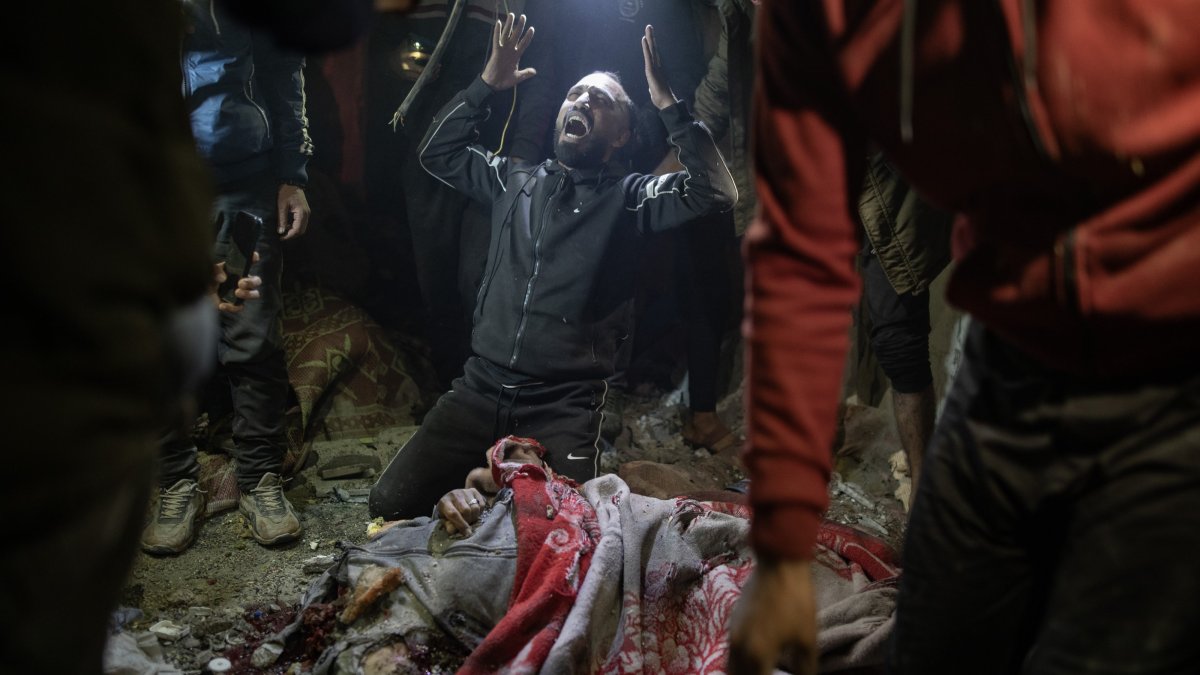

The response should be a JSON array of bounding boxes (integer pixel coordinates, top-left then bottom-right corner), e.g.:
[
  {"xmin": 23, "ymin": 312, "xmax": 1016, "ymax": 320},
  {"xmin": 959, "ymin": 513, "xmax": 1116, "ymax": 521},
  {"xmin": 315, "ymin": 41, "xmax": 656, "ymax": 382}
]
[{"xmin": 437, "ymin": 488, "xmax": 492, "ymax": 536}]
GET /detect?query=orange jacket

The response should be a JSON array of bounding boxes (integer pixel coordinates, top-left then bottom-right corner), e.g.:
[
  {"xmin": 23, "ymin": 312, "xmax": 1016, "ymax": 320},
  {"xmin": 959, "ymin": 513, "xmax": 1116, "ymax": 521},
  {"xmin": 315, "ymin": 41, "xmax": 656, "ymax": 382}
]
[{"xmin": 746, "ymin": 0, "xmax": 1200, "ymax": 558}]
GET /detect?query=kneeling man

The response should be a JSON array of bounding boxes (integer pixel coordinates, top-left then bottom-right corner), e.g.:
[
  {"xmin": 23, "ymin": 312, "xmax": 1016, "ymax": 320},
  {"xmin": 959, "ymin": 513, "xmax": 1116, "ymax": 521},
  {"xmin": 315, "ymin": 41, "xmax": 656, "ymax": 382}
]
[{"xmin": 370, "ymin": 14, "xmax": 736, "ymax": 519}]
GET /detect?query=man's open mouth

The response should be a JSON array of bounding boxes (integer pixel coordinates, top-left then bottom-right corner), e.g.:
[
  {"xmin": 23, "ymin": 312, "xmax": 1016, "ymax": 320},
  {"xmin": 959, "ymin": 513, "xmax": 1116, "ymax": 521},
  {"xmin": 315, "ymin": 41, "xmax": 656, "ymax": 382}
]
[{"xmin": 563, "ymin": 110, "xmax": 591, "ymax": 139}]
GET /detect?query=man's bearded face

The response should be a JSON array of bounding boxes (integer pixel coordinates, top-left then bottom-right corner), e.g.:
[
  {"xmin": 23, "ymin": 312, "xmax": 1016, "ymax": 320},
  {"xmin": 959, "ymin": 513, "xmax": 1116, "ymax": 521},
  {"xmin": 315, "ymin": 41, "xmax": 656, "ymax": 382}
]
[{"xmin": 554, "ymin": 73, "xmax": 631, "ymax": 169}]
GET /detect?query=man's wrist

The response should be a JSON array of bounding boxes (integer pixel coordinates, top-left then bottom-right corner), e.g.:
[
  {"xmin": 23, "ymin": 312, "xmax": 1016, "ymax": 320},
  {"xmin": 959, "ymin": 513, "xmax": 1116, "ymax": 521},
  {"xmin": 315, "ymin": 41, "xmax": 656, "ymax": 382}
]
[{"xmin": 466, "ymin": 76, "xmax": 497, "ymax": 107}]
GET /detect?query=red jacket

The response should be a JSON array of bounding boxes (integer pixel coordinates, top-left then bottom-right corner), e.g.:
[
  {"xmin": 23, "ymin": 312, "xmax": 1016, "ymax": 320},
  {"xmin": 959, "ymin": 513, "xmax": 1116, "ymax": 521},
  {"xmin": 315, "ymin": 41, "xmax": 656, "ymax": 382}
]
[{"xmin": 746, "ymin": 0, "xmax": 1200, "ymax": 559}]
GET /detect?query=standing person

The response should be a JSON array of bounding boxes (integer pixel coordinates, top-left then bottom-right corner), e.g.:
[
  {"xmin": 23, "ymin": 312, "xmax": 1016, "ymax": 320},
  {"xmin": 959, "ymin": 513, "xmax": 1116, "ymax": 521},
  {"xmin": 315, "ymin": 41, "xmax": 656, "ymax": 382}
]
[
  {"xmin": 676, "ymin": 0, "xmax": 757, "ymax": 453},
  {"xmin": 728, "ymin": 2, "xmax": 1200, "ymax": 674},
  {"xmin": 857, "ymin": 152, "xmax": 952, "ymax": 492},
  {"xmin": 369, "ymin": 14, "xmax": 737, "ymax": 520},
  {"xmin": 0, "ymin": 2, "xmax": 214, "ymax": 670},
  {"xmin": 141, "ymin": 0, "xmax": 312, "ymax": 554}
]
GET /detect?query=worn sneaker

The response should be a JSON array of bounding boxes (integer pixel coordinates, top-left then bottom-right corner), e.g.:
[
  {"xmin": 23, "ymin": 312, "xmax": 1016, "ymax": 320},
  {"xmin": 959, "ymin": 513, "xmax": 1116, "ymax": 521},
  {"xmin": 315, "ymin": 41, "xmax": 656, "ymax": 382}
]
[
  {"xmin": 239, "ymin": 473, "xmax": 302, "ymax": 546},
  {"xmin": 142, "ymin": 479, "xmax": 207, "ymax": 555}
]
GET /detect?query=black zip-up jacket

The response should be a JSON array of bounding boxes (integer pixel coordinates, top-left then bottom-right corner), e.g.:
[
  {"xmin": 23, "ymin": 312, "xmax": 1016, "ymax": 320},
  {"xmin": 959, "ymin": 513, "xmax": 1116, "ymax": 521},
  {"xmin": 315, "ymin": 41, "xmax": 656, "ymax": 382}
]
[
  {"xmin": 183, "ymin": 0, "xmax": 312, "ymax": 188},
  {"xmin": 420, "ymin": 77, "xmax": 737, "ymax": 380}
]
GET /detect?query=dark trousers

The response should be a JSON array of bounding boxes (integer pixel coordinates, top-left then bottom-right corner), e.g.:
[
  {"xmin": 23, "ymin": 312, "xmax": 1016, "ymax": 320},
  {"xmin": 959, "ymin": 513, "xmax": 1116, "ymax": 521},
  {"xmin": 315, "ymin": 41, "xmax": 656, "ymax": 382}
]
[
  {"xmin": 369, "ymin": 356, "xmax": 608, "ymax": 520},
  {"xmin": 862, "ymin": 243, "xmax": 932, "ymax": 395},
  {"xmin": 159, "ymin": 178, "xmax": 288, "ymax": 493},
  {"xmin": 678, "ymin": 212, "xmax": 736, "ymax": 412},
  {"xmin": 889, "ymin": 324, "xmax": 1200, "ymax": 674}
]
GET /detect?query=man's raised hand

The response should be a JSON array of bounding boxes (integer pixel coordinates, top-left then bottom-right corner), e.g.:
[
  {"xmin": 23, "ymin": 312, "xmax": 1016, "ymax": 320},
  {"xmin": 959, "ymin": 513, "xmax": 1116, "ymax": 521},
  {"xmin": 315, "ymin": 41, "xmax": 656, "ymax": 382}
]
[
  {"xmin": 642, "ymin": 25, "xmax": 677, "ymax": 110},
  {"xmin": 482, "ymin": 13, "xmax": 536, "ymax": 91}
]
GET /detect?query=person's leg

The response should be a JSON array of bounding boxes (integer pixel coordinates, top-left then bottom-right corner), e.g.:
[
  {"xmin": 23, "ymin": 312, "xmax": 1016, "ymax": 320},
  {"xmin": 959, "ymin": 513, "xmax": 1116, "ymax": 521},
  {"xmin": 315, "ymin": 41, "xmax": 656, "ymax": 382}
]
[
  {"xmin": 142, "ymin": 421, "xmax": 208, "ymax": 555},
  {"xmin": 369, "ymin": 357, "xmax": 503, "ymax": 519},
  {"xmin": 889, "ymin": 326, "xmax": 1062, "ymax": 675},
  {"xmin": 211, "ymin": 182, "xmax": 300, "ymax": 545},
  {"xmin": 506, "ymin": 378, "xmax": 609, "ymax": 484},
  {"xmin": 1021, "ymin": 372, "xmax": 1200, "ymax": 675},
  {"xmin": 861, "ymin": 245, "xmax": 934, "ymax": 489},
  {"xmin": 680, "ymin": 212, "xmax": 736, "ymax": 452},
  {"xmin": 214, "ymin": 187, "xmax": 288, "ymax": 490}
]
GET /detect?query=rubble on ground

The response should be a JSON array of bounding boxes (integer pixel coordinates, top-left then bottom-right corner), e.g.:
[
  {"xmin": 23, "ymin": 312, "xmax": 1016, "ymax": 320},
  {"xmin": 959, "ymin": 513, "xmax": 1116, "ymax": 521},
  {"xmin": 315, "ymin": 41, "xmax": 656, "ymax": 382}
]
[{"xmin": 116, "ymin": 381, "xmax": 909, "ymax": 672}]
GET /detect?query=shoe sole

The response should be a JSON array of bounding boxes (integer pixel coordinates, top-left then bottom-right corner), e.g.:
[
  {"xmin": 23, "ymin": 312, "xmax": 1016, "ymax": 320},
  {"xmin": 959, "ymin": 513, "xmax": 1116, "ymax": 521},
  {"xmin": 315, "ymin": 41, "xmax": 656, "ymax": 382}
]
[
  {"xmin": 141, "ymin": 522, "xmax": 200, "ymax": 555},
  {"xmin": 249, "ymin": 529, "xmax": 303, "ymax": 546},
  {"xmin": 142, "ymin": 496, "xmax": 206, "ymax": 555},
  {"xmin": 240, "ymin": 510, "xmax": 302, "ymax": 546}
]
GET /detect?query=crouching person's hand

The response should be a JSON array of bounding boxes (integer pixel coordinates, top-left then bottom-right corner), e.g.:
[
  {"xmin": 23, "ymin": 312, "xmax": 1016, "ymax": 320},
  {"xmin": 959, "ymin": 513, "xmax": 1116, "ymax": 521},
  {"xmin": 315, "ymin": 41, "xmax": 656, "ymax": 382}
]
[{"xmin": 437, "ymin": 488, "xmax": 490, "ymax": 536}]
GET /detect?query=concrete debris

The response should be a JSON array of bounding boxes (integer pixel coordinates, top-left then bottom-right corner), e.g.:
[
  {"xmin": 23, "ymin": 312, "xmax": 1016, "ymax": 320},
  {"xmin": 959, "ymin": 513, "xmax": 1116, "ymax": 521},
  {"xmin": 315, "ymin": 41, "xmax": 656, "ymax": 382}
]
[
  {"xmin": 318, "ymin": 463, "xmax": 374, "ymax": 480},
  {"xmin": 831, "ymin": 476, "xmax": 876, "ymax": 510},
  {"xmin": 303, "ymin": 554, "xmax": 338, "ymax": 574},
  {"xmin": 250, "ymin": 641, "xmax": 285, "ymax": 668},
  {"xmin": 889, "ymin": 450, "xmax": 913, "ymax": 512},
  {"xmin": 334, "ymin": 487, "xmax": 371, "ymax": 503},
  {"xmin": 856, "ymin": 515, "xmax": 889, "ymax": 537},
  {"xmin": 165, "ymin": 589, "xmax": 197, "ymax": 608},
  {"xmin": 148, "ymin": 619, "xmax": 189, "ymax": 642}
]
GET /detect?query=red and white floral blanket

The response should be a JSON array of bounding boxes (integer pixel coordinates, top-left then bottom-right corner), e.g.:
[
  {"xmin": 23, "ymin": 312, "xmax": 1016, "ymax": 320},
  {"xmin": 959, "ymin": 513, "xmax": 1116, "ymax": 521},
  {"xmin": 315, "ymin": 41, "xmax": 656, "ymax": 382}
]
[
  {"xmin": 287, "ymin": 437, "xmax": 896, "ymax": 674},
  {"xmin": 468, "ymin": 442, "xmax": 898, "ymax": 675}
]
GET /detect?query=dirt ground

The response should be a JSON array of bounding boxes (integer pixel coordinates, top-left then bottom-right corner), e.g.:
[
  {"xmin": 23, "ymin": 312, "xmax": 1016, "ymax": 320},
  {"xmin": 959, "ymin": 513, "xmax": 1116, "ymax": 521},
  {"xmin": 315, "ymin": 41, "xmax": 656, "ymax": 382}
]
[{"xmin": 117, "ymin": 381, "xmax": 907, "ymax": 673}]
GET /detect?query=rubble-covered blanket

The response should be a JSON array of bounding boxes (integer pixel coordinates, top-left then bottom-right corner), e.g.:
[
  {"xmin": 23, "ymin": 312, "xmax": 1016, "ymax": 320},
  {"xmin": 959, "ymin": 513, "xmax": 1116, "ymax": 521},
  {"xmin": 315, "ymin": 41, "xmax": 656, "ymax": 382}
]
[
  {"xmin": 279, "ymin": 460, "xmax": 897, "ymax": 674},
  {"xmin": 197, "ymin": 288, "xmax": 434, "ymax": 514}
]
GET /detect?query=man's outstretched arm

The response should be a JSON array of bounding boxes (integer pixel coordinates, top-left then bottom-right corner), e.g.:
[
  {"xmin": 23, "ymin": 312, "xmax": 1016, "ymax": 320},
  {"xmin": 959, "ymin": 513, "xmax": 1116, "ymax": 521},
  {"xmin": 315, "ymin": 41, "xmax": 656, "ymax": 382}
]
[
  {"xmin": 628, "ymin": 25, "xmax": 738, "ymax": 232},
  {"xmin": 418, "ymin": 13, "xmax": 536, "ymax": 203}
]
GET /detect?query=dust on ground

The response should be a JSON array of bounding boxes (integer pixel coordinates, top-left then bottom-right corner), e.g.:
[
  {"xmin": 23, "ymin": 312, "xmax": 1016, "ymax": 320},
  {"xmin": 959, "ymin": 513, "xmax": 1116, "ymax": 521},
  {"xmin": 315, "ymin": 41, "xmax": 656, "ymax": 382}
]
[{"xmin": 119, "ymin": 384, "xmax": 908, "ymax": 672}]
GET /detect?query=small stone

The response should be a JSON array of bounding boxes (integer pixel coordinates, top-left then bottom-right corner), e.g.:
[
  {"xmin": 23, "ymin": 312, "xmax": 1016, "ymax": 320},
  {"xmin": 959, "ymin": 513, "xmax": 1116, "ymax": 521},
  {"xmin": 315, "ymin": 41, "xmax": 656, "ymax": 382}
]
[
  {"xmin": 182, "ymin": 636, "xmax": 202, "ymax": 649},
  {"xmin": 309, "ymin": 539, "xmax": 320, "ymax": 551},
  {"xmin": 693, "ymin": 448, "xmax": 711, "ymax": 459},
  {"xmin": 148, "ymin": 619, "xmax": 189, "ymax": 642},
  {"xmin": 302, "ymin": 554, "xmax": 337, "ymax": 574},
  {"xmin": 250, "ymin": 642, "xmax": 284, "ymax": 669},
  {"xmin": 166, "ymin": 588, "xmax": 197, "ymax": 607}
]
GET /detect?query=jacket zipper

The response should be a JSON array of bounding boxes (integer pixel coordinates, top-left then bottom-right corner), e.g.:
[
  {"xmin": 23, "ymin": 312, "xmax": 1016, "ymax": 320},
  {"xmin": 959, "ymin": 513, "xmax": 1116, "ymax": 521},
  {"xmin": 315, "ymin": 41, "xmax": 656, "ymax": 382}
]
[
  {"xmin": 246, "ymin": 62, "xmax": 271, "ymax": 131},
  {"xmin": 180, "ymin": 43, "xmax": 191, "ymax": 98},
  {"xmin": 509, "ymin": 173, "xmax": 565, "ymax": 368}
]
